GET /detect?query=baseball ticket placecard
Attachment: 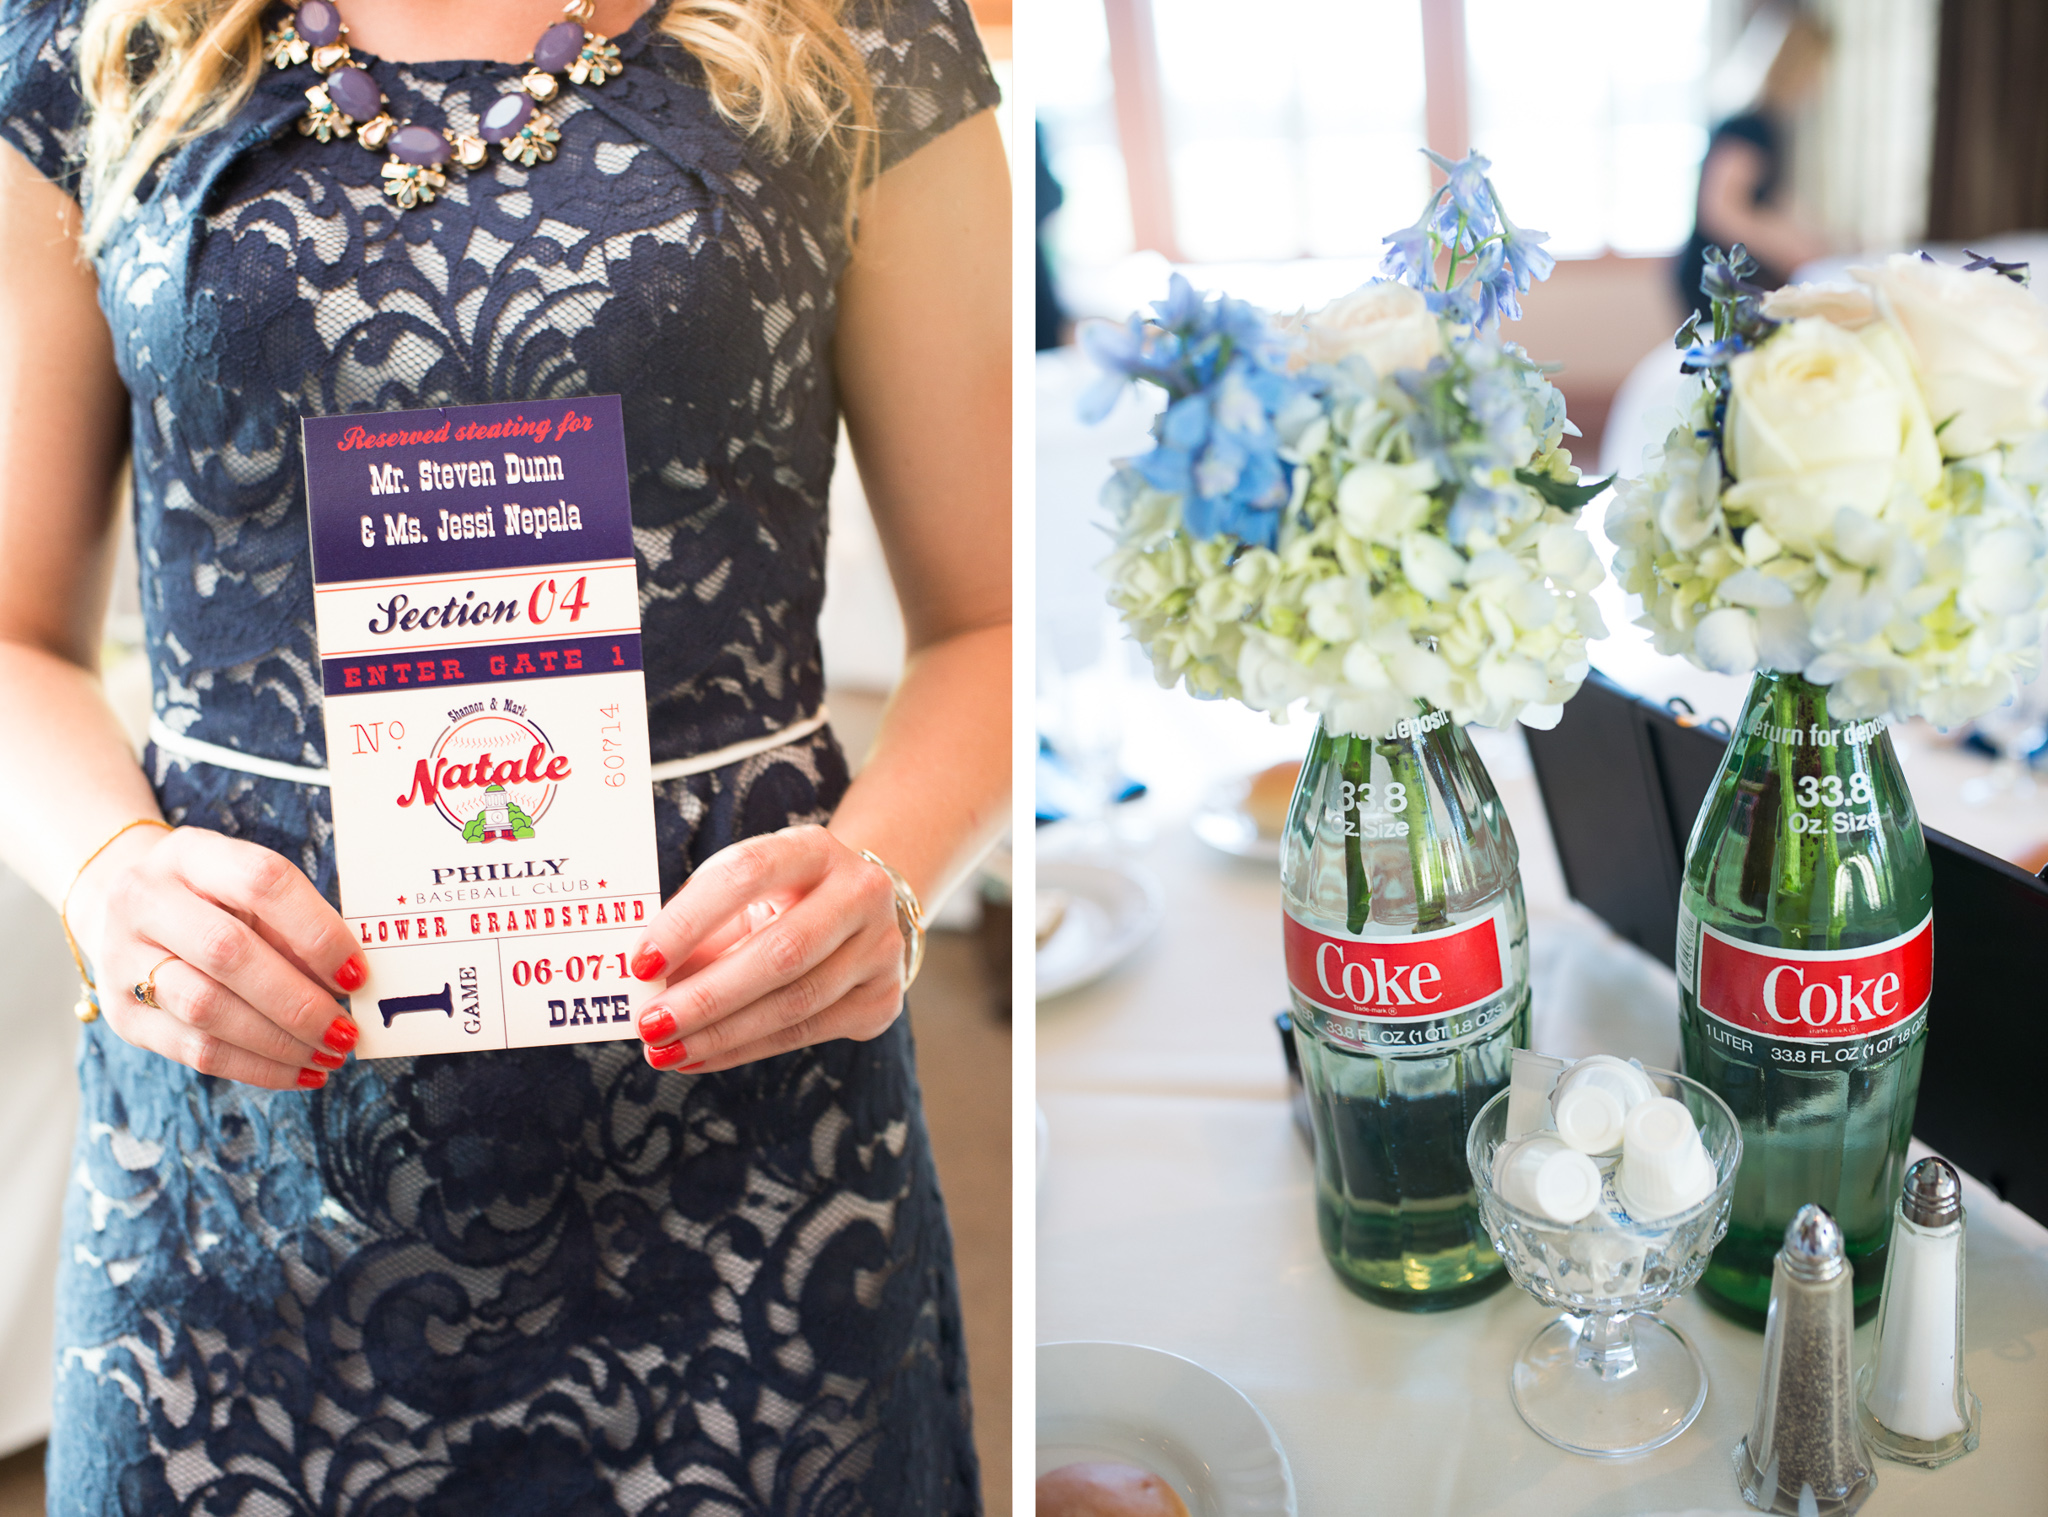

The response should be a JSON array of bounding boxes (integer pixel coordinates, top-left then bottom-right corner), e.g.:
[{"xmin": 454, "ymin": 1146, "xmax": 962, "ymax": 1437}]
[{"xmin": 304, "ymin": 395, "xmax": 660, "ymax": 1058}]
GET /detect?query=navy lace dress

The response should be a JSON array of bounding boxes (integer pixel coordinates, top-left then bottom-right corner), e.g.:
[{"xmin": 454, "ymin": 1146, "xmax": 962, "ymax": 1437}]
[{"xmin": 0, "ymin": 2, "xmax": 998, "ymax": 1511}]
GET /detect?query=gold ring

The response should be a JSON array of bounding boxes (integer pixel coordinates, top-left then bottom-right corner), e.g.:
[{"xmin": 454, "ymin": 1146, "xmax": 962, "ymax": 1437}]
[{"xmin": 132, "ymin": 954, "xmax": 178, "ymax": 1010}]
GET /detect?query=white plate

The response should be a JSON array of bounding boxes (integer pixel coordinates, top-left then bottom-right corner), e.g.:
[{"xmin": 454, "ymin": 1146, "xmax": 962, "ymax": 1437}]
[
  {"xmin": 1035, "ymin": 859, "xmax": 1164, "ymax": 1000},
  {"xmin": 1036, "ymin": 1342, "xmax": 1296, "ymax": 1517},
  {"xmin": 1190, "ymin": 794, "xmax": 1280, "ymax": 863},
  {"xmin": 1191, "ymin": 772, "xmax": 1290, "ymax": 863}
]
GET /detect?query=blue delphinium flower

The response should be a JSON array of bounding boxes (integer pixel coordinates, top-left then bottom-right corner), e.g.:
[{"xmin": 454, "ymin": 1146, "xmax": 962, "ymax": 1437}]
[
  {"xmin": 1082, "ymin": 274, "xmax": 1309, "ymax": 549},
  {"xmin": 1425, "ymin": 284, "xmax": 1482, "ymax": 327},
  {"xmin": 1493, "ymin": 191, "xmax": 1555, "ymax": 291},
  {"xmin": 1080, "ymin": 274, "xmax": 1288, "ymax": 420},
  {"xmin": 1424, "ymin": 148, "xmax": 1497, "ymax": 243},
  {"xmin": 1465, "ymin": 239, "xmax": 1519, "ymax": 328},
  {"xmin": 1381, "ymin": 197, "xmax": 1443, "ymax": 290},
  {"xmin": 1085, "ymin": 156, "xmax": 1565, "ymax": 550},
  {"xmin": 1381, "ymin": 151, "xmax": 1557, "ymax": 335},
  {"xmin": 1078, "ymin": 314, "xmax": 1180, "ymax": 421}
]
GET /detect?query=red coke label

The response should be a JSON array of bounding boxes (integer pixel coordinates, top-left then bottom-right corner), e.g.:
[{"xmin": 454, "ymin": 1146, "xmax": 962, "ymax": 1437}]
[
  {"xmin": 1284, "ymin": 909, "xmax": 1508, "ymax": 1051},
  {"xmin": 1683, "ymin": 908, "xmax": 1932, "ymax": 1059}
]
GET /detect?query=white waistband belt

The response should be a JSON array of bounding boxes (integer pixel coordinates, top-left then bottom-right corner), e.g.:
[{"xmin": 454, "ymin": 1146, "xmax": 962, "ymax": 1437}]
[{"xmin": 146, "ymin": 708, "xmax": 830, "ymax": 788}]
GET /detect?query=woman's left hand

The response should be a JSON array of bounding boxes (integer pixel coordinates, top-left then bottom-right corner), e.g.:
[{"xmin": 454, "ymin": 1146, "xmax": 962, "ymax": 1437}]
[{"xmin": 629, "ymin": 825, "xmax": 909, "ymax": 1071}]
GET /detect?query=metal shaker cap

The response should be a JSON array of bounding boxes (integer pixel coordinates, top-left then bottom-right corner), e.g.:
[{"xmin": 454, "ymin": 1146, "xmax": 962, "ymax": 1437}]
[
  {"xmin": 1901, "ymin": 1156, "xmax": 1963, "ymax": 1227},
  {"xmin": 1781, "ymin": 1203, "xmax": 1845, "ymax": 1281}
]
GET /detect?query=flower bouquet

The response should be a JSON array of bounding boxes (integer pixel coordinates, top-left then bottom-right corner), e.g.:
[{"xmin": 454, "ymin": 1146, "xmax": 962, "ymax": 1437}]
[
  {"xmin": 1606, "ymin": 246, "xmax": 2048, "ymax": 1323},
  {"xmin": 1084, "ymin": 155, "xmax": 1611, "ymax": 1310},
  {"xmin": 1608, "ymin": 246, "xmax": 2048, "ymax": 723},
  {"xmin": 1086, "ymin": 151, "xmax": 1608, "ymax": 740}
]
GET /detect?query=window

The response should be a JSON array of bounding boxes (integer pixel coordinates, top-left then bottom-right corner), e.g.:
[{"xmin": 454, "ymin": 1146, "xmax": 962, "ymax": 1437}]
[
  {"xmin": 1036, "ymin": 0, "xmax": 1133, "ymax": 269},
  {"xmin": 1153, "ymin": 0, "xmax": 1429, "ymax": 261},
  {"xmin": 1042, "ymin": 0, "xmax": 1717, "ymax": 273},
  {"xmin": 1465, "ymin": 0, "xmax": 1713, "ymax": 256}
]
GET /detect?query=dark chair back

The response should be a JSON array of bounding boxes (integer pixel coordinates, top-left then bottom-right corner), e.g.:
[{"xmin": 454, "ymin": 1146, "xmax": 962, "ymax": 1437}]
[{"xmin": 1525, "ymin": 670, "xmax": 2048, "ymax": 1226}]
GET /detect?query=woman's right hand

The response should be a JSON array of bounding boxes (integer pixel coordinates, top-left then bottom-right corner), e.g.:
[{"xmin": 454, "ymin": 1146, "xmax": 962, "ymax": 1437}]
[{"xmin": 70, "ymin": 824, "xmax": 367, "ymax": 1090}]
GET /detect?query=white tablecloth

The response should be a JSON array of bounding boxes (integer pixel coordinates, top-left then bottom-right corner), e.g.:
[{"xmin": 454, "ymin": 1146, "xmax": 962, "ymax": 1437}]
[{"xmin": 1036, "ymin": 695, "xmax": 2048, "ymax": 1516}]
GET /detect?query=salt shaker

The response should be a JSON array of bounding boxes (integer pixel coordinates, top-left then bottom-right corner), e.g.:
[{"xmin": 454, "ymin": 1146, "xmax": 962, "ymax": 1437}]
[
  {"xmin": 1856, "ymin": 1157, "xmax": 1981, "ymax": 1466},
  {"xmin": 1735, "ymin": 1205, "xmax": 1876, "ymax": 1515}
]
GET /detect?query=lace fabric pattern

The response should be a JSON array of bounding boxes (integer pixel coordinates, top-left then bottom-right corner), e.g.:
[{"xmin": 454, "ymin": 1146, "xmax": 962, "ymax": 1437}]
[{"xmin": 0, "ymin": 0, "xmax": 999, "ymax": 1510}]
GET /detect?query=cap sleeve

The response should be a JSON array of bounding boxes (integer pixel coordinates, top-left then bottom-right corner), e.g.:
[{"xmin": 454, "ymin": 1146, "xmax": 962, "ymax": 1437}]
[
  {"xmin": 0, "ymin": 0, "xmax": 87, "ymax": 196},
  {"xmin": 847, "ymin": 0, "xmax": 1000, "ymax": 177}
]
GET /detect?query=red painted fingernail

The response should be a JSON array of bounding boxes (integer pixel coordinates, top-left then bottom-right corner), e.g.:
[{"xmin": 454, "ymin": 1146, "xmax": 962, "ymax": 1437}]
[
  {"xmin": 323, "ymin": 1017, "xmax": 359, "ymax": 1054},
  {"xmin": 630, "ymin": 946, "xmax": 666, "ymax": 982},
  {"xmin": 681, "ymin": 1061, "xmax": 706, "ymax": 1071},
  {"xmin": 334, "ymin": 955, "xmax": 367, "ymax": 992},
  {"xmin": 647, "ymin": 1040, "xmax": 690, "ymax": 1069},
  {"xmin": 297, "ymin": 1069, "xmax": 328, "ymax": 1089},
  {"xmin": 638, "ymin": 1006, "xmax": 676, "ymax": 1044},
  {"xmin": 310, "ymin": 1050, "xmax": 346, "ymax": 1070}
]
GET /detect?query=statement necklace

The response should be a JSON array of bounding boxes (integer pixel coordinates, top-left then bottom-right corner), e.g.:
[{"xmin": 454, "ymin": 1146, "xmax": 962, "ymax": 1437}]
[{"xmin": 264, "ymin": 0, "xmax": 626, "ymax": 210}]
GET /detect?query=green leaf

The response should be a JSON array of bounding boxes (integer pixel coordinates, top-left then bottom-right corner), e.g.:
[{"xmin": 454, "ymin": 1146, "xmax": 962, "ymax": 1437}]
[{"xmin": 1516, "ymin": 467, "xmax": 1614, "ymax": 511}]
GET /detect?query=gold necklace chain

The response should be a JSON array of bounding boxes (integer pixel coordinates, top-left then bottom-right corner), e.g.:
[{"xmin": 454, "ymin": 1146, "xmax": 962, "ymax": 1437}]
[{"xmin": 264, "ymin": 0, "xmax": 624, "ymax": 210}]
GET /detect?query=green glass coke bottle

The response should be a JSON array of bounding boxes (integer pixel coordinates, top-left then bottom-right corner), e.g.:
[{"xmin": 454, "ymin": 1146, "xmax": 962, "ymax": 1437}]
[
  {"xmin": 1677, "ymin": 670, "xmax": 1932, "ymax": 1327},
  {"xmin": 1281, "ymin": 707, "xmax": 1529, "ymax": 1310}
]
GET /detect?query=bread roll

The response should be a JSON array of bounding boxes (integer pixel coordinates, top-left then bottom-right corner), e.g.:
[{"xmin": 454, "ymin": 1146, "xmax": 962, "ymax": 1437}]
[
  {"xmin": 1243, "ymin": 760, "xmax": 1302, "ymax": 839},
  {"xmin": 1035, "ymin": 1460, "xmax": 1190, "ymax": 1517}
]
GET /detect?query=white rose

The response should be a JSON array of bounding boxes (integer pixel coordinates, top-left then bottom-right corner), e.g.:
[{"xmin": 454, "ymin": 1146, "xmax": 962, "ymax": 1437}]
[
  {"xmin": 1294, "ymin": 281, "xmax": 1444, "ymax": 378},
  {"xmin": 1855, "ymin": 253, "xmax": 2048, "ymax": 458},
  {"xmin": 1760, "ymin": 284, "xmax": 1878, "ymax": 330},
  {"xmin": 1334, "ymin": 458, "xmax": 1436, "ymax": 541},
  {"xmin": 1725, "ymin": 317, "xmax": 1937, "ymax": 494},
  {"xmin": 1723, "ymin": 467, "xmax": 1892, "ymax": 553}
]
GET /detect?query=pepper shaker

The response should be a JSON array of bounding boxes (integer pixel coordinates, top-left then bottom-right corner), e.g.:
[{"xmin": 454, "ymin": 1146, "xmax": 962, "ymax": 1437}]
[
  {"xmin": 1735, "ymin": 1204, "xmax": 1876, "ymax": 1515},
  {"xmin": 1856, "ymin": 1157, "xmax": 1981, "ymax": 1466}
]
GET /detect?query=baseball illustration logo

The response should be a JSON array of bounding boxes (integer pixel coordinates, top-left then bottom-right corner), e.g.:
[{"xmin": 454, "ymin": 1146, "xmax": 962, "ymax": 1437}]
[{"xmin": 395, "ymin": 710, "xmax": 572, "ymax": 839}]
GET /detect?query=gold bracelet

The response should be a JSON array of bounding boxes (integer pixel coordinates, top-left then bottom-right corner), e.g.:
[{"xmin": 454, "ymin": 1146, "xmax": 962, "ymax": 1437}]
[
  {"xmin": 859, "ymin": 849, "xmax": 927, "ymax": 991},
  {"xmin": 58, "ymin": 818, "xmax": 172, "ymax": 1023}
]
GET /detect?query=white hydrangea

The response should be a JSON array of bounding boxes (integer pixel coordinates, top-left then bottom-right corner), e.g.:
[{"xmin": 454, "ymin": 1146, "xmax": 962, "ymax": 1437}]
[{"xmin": 1102, "ymin": 332, "xmax": 1608, "ymax": 738}]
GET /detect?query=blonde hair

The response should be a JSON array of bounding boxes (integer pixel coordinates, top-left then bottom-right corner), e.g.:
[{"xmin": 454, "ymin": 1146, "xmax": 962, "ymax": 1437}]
[
  {"xmin": 73, "ymin": 0, "xmax": 877, "ymax": 251},
  {"xmin": 1760, "ymin": 12, "xmax": 1830, "ymax": 111}
]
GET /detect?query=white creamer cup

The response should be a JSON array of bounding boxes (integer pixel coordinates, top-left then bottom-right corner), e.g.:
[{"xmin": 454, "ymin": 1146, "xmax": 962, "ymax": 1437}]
[
  {"xmin": 1615, "ymin": 1096, "xmax": 1716, "ymax": 1221},
  {"xmin": 1551, "ymin": 1055, "xmax": 1659, "ymax": 1156},
  {"xmin": 1492, "ymin": 1135, "xmax": 1605, "ymax": 1224}
]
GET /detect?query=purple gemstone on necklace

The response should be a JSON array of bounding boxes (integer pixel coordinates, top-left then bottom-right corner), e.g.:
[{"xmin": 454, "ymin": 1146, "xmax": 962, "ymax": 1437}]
[
  {"xmin": 324, "ymin": 66, "xmax": 381, "ymax": 122},
  {"xmin": 532, "ymin": 20, "xmax": 586, "ymax": 74},
  {"xmin": 296, "ymin": 0, "xmax": 342, "ymax": 47},
  {"xmin": 390, "ymin": 125, "xmax": 452, "ymax": 166},
  {"xmin": 478, "ymin": 92, "xmax": 535, "ymax": 143}
]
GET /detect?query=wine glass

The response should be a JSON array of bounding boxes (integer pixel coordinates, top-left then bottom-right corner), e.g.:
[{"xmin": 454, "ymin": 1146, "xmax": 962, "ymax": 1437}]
[
  {"xmin": 1035, "ymin": 615, "xmax": 1135, "ymax": 854},
  {"xmin": 1961, "ymin": 686, "xmax": 2048, "ymax": 805},
  {"xmin": 1465, "ymin": 1068, "xmax": 1741, "ymax": 1458}
]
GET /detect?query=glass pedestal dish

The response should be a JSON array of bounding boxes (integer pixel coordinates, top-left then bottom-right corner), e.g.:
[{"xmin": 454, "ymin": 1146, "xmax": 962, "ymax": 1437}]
[{"xmin": 1467, "ymin": 1068, "xmax": 1741, "ymax": 1458}]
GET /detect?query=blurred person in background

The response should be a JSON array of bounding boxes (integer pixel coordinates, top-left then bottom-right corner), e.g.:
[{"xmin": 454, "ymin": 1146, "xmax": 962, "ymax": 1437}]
[
  {"xmin": 1677, "ymin": 7, "xmax": 1833, "ymax": 323},
  {"xmin": 1036, "ymin": 123, "xmax": 1070, "ymax": 350}
]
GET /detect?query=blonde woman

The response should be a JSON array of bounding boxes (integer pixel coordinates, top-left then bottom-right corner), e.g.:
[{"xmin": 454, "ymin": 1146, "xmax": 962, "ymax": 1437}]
[{"xmin": 0, "ymin": 0, "xmax": 1008, "ymax": 1508}]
